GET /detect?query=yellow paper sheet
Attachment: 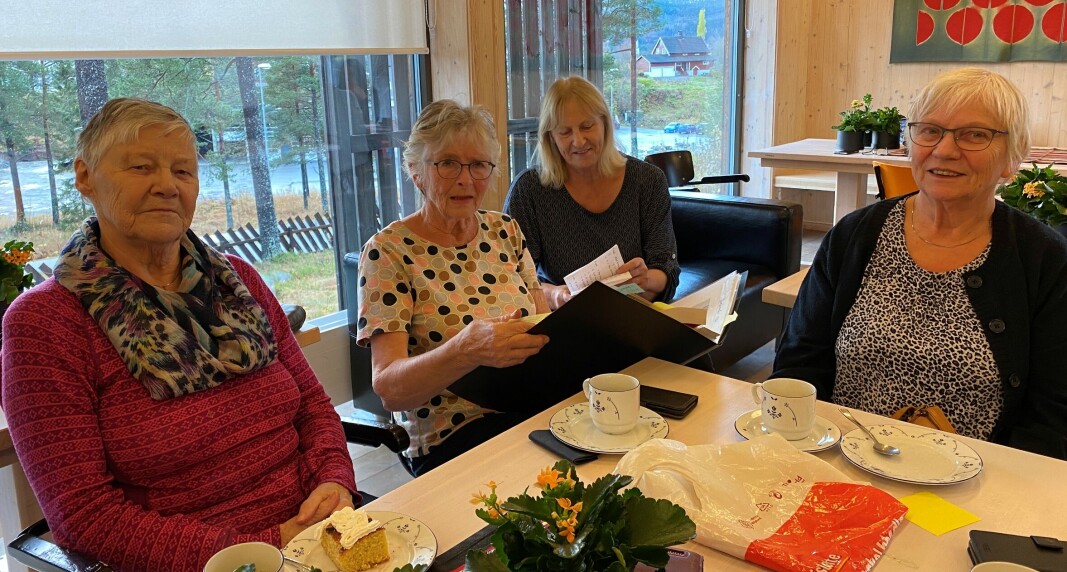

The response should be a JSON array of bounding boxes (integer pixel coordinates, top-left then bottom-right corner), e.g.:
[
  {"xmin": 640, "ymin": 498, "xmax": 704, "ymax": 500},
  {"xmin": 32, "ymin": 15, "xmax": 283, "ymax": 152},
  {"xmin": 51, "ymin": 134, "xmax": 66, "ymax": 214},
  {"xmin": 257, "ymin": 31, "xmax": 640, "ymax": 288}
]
[{"xmin": 899, "ymin": 491, "xmax": 980, "ymax": 536}]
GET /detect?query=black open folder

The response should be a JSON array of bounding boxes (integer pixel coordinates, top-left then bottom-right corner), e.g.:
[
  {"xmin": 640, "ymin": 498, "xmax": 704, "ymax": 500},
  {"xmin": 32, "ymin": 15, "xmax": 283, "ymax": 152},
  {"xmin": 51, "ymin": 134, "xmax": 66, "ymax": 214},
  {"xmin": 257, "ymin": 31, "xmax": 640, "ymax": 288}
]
[{"xmin": 446, "ymin": 281, "xmax": 719, "ymax": 414}]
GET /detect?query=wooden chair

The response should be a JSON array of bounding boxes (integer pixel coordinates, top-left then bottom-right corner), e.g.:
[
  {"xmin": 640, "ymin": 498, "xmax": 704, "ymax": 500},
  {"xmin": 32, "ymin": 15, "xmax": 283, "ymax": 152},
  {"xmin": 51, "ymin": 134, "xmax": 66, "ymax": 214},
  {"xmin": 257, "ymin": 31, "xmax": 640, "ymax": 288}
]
[
  {"xmin": 644, "ymin": 150, "xmax": 750, "ymax": 189},
  {"xmin": 872, "ymin": 161, "xmax": 917, "ymax": 200}
]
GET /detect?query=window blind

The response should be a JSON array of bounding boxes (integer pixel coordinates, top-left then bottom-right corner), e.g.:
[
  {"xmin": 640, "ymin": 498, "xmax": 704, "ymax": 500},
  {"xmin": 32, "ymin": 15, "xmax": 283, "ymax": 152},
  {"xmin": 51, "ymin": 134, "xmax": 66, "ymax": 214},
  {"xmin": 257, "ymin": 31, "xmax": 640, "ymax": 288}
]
[{"xmin": 0, "ymin": 0, "xmax": 427, "ymax": 60}]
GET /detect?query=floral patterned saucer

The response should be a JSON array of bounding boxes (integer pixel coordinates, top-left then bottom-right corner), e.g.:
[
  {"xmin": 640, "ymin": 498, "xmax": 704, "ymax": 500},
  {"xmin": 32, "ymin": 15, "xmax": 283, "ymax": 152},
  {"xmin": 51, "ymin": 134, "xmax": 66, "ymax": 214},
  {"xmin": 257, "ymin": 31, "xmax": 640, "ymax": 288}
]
[
  {"xmin": 283, "ymin": 511, "xmax": 436, "ymax": 571},
  {"xmin": 549, "ymin": 403, "xmax": 668, "ymax": 454},
  {"xmin": 839, "ymin": 424, "xmax": 984, "ymax": 485}
]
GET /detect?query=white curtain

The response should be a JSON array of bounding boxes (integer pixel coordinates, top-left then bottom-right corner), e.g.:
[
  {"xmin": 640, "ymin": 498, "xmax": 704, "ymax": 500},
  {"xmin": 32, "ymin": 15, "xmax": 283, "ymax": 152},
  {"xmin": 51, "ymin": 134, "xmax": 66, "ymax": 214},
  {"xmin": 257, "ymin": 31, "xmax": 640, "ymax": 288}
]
[{"xmin": 0, "ymin": 0, "xmax": 428, "ymax": 59}]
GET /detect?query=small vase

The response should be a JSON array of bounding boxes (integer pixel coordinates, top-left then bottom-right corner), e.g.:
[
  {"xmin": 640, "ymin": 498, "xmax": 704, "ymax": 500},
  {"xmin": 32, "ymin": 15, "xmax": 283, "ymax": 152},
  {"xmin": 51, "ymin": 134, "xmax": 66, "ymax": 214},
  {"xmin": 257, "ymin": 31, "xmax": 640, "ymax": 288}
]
[
  {"xmin": 836, "ymin": 130, "xmax": 863, "ymax": 153},
  {"xmin": 872, "ymin": 131, "xmax": 901, "ymax": 150},
  {"xmin": 862, "ymin": 131, "xmax": 873, "ymax": 148}
]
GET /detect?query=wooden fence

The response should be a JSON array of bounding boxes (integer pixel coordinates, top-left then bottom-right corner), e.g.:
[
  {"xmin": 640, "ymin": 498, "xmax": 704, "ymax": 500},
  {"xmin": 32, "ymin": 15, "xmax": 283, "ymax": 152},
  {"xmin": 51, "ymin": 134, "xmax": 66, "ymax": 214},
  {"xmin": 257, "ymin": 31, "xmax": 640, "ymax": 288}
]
[{"xmin": 26, "ymin": 214, "xmax": 334, "ymax": 283}]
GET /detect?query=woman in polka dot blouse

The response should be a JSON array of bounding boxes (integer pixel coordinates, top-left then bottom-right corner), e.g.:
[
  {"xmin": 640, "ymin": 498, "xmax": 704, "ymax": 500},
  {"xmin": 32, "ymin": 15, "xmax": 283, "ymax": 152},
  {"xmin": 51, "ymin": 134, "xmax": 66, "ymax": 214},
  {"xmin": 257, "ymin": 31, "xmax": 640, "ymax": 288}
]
[{"xmin": 356, "ymin": 100, "xmax": 550, "ymax": 476}]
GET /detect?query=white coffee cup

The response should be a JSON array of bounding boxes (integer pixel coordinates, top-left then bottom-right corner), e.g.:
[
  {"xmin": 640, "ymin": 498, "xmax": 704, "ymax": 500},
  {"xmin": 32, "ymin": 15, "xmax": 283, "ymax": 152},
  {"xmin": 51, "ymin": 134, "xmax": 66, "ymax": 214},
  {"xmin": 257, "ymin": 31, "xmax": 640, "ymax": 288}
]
[
  {"xmin": 971, "ymin": 563, "xmax": 1039, "ymax": 572},
  {"xmin": 203, "ymin": 541, "xmax": 283, "ymax": 572},
  {"xmin": 751, "ymin": 377, "xmax": 817, "ymax": 440},
  {"xmin": 582, "ymin": 373, "xmax": 640, "ymax": 434}
]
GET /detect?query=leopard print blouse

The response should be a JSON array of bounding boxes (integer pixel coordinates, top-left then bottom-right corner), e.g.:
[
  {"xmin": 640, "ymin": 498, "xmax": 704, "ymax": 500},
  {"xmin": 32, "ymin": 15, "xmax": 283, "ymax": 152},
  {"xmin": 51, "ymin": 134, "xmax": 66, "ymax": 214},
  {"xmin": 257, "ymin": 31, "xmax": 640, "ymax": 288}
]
[{"xmin": 833, "ymin": 201, "xmax": 1004, "ymax": 440}]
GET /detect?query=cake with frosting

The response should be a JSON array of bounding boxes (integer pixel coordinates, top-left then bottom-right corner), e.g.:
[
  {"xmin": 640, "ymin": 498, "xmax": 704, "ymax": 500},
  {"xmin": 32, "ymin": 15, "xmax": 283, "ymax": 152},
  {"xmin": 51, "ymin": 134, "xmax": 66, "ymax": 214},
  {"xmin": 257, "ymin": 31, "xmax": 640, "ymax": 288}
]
[{"xmin": 319, "ymin": 507, "xmax": 390, "ymax": 571}]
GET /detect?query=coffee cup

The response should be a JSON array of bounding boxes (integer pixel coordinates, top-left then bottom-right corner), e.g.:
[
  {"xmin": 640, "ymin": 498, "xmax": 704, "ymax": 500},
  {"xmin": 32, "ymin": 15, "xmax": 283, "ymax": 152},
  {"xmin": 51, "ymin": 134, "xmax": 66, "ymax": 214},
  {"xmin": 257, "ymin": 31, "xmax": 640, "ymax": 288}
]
[
  {"xmin": 582, "ymin": 373, "xmax": 640, "ymax": 434},
  {"xmin": 751, "ymin": 377, "xmax": 816, "ymax": 440},
  {"xmin": 203, "ymin": 541, "xmax": 283, "ymax": 572}
]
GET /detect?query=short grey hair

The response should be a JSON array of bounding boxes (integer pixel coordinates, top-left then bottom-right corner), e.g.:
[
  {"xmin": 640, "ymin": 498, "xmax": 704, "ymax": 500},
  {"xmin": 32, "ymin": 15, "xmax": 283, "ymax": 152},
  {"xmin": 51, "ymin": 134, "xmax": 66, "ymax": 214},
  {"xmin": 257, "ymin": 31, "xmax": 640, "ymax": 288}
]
[
  {"xmin": 76, "ymin": 98, "xmax": 195, "ymax": 169},
  {"xmin": 536, "ymin": 76, "xmax": 625, "ymax": 189},
  {"xmin": 402, "ymin": 99, "xmax": 501, "ymax": 181},
  {"xmin": 909, "ymin": 67, "xmax": 1030, "ymax": 168}
]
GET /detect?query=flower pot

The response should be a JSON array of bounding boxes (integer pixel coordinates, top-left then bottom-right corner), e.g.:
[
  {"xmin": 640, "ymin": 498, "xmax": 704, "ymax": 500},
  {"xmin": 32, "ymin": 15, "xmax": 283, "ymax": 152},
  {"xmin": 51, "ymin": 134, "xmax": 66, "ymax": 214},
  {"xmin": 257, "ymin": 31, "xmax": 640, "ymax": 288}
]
[
  {"xmin": 836, "ymin": 130, "xmax": 864, "ymax": 153},
  {"xmin": 872, "ymin": 131, "xmax": 900, "ymax": 150}
]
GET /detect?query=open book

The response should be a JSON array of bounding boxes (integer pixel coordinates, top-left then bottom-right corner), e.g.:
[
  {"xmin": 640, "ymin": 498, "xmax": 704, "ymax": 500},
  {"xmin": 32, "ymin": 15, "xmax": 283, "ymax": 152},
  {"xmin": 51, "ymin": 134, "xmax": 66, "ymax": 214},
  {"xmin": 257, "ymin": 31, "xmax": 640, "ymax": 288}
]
[{"xmin": 641, "ymin": 271, "xmax": 744, "ymax": 344}]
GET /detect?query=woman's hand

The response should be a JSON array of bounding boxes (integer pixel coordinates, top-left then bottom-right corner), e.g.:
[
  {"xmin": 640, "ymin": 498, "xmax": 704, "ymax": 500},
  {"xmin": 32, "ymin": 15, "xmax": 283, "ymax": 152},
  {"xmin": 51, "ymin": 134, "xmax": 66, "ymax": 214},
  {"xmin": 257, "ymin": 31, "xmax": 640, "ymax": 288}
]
[
  {"xmin": 617, "ymin": 257, "xmax": 667, "ymax": 300},
  {"xmin": 543, "ymin": 283, "xmax": 574, "ymax": 310},
  {"xmin": 454, "ymin": 310, "xmax": 549, "ymax": 368},
  {"xmin": 279, "ymin": 482, "xmax": 355, "ymax": 544}
]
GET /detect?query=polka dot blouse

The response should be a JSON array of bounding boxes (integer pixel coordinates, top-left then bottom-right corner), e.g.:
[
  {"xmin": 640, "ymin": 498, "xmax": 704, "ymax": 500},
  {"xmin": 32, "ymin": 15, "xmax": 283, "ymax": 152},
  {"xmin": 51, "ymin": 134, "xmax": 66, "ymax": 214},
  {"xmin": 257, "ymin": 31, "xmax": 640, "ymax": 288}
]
[{"xmin": 356, "ymin": 210, "xmax": 541, "ymax": 458}]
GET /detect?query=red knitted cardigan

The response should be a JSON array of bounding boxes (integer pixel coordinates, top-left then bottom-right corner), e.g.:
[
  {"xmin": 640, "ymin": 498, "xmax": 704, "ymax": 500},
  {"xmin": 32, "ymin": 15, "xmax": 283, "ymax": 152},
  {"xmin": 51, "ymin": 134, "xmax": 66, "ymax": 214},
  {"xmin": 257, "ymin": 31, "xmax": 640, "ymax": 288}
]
[{"xmin": 1, "ymin": 255, "xmax": 357, "ymax": 571}]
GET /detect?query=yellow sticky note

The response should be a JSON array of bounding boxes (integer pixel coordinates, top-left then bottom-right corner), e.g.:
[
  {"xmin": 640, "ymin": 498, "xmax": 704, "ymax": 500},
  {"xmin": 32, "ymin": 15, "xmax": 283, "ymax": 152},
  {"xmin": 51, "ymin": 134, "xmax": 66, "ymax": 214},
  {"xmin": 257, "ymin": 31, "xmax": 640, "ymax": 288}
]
[{"xmin": 899, "ymin": 491, "xmax": 980, "ymax": 536}]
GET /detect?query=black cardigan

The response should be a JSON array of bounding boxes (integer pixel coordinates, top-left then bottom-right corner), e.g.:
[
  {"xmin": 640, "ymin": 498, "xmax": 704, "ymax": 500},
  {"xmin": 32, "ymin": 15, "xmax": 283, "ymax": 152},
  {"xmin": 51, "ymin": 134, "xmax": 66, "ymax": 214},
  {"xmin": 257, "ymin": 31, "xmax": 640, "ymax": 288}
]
[{"xmin": 774, "ymin": 195, "xmax": 1067, "ymax": 460}]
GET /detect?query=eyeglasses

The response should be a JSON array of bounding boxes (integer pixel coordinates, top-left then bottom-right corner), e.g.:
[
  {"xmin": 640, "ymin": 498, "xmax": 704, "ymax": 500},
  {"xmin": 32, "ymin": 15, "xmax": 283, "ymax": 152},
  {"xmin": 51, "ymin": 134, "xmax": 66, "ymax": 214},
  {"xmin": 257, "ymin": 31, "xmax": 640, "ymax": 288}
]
[
  {"xmin": 907, "ymin": 122, "xmax": 1008, "ymax": 151},
  {"xmin": 429, "ymin": 159, "xmax": 496, "ymax": 180}
]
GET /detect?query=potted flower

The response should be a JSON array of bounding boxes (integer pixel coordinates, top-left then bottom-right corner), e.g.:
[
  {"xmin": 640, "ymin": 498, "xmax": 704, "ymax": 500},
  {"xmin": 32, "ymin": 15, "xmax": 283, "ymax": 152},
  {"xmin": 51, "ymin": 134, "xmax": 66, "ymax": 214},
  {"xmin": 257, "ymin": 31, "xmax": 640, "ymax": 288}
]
[
  {"xmin": 997, "ymin": 163, "xmax": 1067, "ymax": 236},
  {"xmin": 832, "ymin": 93, "xmax": 872, "ymax": 153},
  {"xmin": 466, "ymin": 460, "xmax": 695, "ymax": 571},
  {"xmin": 0, "ymin": 239, "xmax": 35, "ymax": 346},
  {"xmin": 869, "ymin": 106, "xmax": 905, "ymax": 150}
]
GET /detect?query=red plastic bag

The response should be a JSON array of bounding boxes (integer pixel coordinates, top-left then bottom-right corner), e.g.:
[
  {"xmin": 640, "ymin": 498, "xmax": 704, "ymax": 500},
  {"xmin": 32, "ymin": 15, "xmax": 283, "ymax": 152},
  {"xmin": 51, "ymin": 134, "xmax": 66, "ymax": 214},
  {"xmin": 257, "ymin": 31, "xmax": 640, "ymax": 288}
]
[{"xmin": 614, "ymin": 436, "xmax": 907, "ymax": 572}]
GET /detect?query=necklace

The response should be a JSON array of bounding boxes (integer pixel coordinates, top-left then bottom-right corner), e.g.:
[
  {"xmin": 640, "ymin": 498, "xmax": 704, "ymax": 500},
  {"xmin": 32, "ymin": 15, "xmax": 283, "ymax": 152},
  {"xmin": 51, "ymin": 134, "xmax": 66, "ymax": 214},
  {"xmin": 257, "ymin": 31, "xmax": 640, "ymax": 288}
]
[
  {"xmin": 908, "ymin": 197, "xmax": 990, "ymax": 248},
  {"xmin": 424, "ymin": 216, "xmax": 474, "ymax": 247},
  {"xmin": 149, "ymin": 271, "xmax": 182, "ymax": 289}
]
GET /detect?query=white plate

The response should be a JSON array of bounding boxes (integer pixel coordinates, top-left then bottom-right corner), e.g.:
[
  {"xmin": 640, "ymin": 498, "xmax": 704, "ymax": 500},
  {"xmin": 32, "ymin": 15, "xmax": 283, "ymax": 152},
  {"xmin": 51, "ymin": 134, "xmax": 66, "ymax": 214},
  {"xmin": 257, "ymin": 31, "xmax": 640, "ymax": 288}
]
[
  {"xmin": 549, "ymin": 403, "xmax": 668, "ymax": 454},
  {"xmin": 283, "ymin": 511, "xmax": 437, "ymax": 571},
  {"xmin": 839, "ymin": 424, "xmax": 984, "ymax": 485},
  {"xmin": 733, "ymin": 409, "xmax": 841, "ymax": 452}
]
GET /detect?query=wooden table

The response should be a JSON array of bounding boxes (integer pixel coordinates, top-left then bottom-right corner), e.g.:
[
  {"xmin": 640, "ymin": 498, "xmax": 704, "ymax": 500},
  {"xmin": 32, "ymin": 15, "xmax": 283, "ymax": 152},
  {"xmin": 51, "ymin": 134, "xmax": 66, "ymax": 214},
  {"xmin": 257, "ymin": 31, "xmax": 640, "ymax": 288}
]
[
  {"xmin": 761, "ymin": 266, "xmax": 809, "ymax": 309},
  {"xmin": 363, "ymin": 357, "xmax": 1067, "ymax": 571},
  {"xmin": 749, "ymin": 138, "xmax": 910, "ymax": 224}
]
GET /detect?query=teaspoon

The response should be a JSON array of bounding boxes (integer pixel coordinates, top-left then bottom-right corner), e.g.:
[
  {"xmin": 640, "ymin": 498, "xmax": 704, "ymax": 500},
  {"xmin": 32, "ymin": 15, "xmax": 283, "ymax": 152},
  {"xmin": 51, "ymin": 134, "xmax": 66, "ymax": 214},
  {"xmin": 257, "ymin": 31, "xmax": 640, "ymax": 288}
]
[{"xmin": 839, "ymin": 408, "xmax": 900, "ymax": 456}]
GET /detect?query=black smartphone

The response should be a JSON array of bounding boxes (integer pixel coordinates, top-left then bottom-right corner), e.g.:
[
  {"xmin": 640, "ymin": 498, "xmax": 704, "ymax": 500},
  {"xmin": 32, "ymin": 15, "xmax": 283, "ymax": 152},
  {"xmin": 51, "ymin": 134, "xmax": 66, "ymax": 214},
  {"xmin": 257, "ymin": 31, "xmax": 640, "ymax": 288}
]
[
  {"xmin": 968, "ymin": 530, "xmax": 1066, "ymax": 571},
  {"xmin": 641, "ymin": 385, "xmax": 698, "ymax": 419}
]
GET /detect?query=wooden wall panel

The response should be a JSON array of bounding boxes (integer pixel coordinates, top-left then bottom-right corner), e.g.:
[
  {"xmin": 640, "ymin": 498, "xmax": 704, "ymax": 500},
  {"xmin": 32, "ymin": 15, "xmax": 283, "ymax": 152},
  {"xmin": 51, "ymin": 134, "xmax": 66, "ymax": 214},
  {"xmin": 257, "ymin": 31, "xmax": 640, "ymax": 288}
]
[
  {"xmin": 745, "ymin": 0, "xmax": 1067, "ymax": 219},
  {"xmin": 780, "ymin": 2, "xmax": 1067, "ymax": 146}
]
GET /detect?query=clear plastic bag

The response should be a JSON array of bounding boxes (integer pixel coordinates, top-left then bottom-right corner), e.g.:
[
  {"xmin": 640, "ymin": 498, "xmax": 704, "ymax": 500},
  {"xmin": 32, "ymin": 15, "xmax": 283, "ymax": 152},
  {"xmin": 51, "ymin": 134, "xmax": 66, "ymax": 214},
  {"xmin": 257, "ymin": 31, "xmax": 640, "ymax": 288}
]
[{"xmin": 614, "ymin": 435, "xmax": 908, "ymax": 572}]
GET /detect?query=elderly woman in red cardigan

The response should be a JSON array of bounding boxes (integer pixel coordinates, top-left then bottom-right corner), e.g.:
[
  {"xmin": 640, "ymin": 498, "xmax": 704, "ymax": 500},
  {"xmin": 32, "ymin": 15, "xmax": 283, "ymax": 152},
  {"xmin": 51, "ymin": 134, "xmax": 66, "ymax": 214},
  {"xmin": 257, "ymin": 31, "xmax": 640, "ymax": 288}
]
[{"xmin": 0, "ymin": 98, "xmax": 358, "ymax": 571}]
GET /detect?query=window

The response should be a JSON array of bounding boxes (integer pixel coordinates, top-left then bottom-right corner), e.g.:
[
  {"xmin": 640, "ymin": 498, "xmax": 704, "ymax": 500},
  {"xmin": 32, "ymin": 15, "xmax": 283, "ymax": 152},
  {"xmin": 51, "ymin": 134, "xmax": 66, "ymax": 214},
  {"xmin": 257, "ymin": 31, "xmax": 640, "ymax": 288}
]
[
  {"xmin": 0, "ymin": 55, "xmax": 425, "ymax": 320},
  {"xmin": 503, "ymin": 0, "xmax": 744, "ymax": 190},
  {"xmin": 0, "ymin": 0, "xmax": 428, "ymax": 320}
]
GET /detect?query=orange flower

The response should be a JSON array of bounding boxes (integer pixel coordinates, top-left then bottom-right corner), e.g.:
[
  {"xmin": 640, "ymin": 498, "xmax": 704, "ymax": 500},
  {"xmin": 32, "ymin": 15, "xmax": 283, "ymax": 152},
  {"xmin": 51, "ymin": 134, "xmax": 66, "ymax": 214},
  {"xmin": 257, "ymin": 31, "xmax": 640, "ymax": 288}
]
[
  {"xmin": 556, "ymin": 498, "xmax": 583, "ymax": 513},
  {"xmin": 1023, "ymin": 181, "xmax": 1045, "ymax": 199},
  {"xmin": 537, "ymin": 467, "xmax": 563, "ymax": 489},
  {"xmin": 470, "ymin": 491, "xmax": 488, "ymax": 505}
]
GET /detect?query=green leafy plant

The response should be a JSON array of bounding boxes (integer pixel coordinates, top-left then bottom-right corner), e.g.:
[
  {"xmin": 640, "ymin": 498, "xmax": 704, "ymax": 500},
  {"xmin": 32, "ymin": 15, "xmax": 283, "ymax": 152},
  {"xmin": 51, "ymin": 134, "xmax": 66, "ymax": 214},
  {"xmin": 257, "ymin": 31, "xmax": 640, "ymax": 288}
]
[
  {"xmin": 0, "ymin": 240, "xmax": 34, "ymax": 305},
  {"xmin": 466, "ymin": 460, "xmax": 695, "ymax": 572},
  {"xmin": 832, "ymin": 93, "xmax": 873, "ymax": 132},
  {"xmin": 869, "ymin": 106, "xmax": 904, "ymax": 135},
  {"xmin": 997, "ymin": 163, "xmax": 1067, "ymax": 227}
]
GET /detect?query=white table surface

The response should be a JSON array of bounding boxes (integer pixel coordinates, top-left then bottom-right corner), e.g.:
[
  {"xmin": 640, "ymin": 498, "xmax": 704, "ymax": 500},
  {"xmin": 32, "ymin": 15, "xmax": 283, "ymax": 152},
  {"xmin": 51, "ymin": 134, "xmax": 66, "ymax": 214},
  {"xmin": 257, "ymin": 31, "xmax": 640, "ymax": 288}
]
[{"xmin": 363, "ymin": 357, "xmax": 1067, "ymax": 571}]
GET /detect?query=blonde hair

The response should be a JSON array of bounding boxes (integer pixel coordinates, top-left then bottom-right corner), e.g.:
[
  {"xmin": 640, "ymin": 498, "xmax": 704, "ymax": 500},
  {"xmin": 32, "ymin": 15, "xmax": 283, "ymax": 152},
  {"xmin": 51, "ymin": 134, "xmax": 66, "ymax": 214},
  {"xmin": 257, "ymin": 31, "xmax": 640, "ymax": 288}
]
[
  {"xmin": 536, "ymin": 76, "xmax": 625, "ymax": 189},
  {"xmin": 76, "ymin": 98, "xmax": 194, "ymax": 169},
  {"xmin": 909, "ymin": 67, "xmax": 1030, "ymax": 168},
  {"xmin": 402, "ymin": 99, "xmax": 501, "ymax": 181}
]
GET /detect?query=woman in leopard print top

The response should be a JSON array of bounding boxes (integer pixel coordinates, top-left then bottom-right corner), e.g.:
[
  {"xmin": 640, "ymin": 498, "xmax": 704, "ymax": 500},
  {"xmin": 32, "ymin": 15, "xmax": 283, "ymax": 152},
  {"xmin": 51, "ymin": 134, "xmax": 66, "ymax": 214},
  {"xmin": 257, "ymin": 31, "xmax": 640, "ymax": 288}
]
[{"xmin": 774, "ymin": 68, "xmax": 1067, "ymax": 460}]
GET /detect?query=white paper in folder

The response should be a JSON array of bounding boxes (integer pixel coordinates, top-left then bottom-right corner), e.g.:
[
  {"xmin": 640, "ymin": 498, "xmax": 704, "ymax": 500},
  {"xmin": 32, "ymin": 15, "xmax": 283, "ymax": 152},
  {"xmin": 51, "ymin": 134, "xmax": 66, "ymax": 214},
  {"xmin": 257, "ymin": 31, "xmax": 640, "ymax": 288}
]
[{"xmin": 564, "ymin": 244, "xmax": 633, "ymax": 294}]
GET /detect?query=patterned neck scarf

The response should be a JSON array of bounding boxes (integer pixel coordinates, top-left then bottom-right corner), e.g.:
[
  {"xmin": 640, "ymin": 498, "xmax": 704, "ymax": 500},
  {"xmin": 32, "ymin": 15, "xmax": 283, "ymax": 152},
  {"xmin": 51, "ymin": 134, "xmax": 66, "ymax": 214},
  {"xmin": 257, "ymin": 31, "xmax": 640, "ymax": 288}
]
[{"xmin": 54, "ymin": 218, "xmax": 278, "ymax": 400}]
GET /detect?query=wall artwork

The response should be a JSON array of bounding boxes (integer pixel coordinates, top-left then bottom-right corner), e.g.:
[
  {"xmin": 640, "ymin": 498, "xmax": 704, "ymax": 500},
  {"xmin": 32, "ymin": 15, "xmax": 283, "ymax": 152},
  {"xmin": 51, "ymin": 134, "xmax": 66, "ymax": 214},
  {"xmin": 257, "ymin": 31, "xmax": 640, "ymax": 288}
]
[{"xmin": 891, "ymin": 0, "xmax": 1067, "ymax": 62}]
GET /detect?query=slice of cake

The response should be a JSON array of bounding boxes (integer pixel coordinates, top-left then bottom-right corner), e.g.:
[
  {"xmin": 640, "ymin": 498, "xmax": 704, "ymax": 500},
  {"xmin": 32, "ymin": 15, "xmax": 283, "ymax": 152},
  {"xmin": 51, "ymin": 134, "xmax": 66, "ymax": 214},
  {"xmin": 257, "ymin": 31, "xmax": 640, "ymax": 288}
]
[{"xmin": 319, "ymin": 507, "xmax": 390, "ymax": 571}]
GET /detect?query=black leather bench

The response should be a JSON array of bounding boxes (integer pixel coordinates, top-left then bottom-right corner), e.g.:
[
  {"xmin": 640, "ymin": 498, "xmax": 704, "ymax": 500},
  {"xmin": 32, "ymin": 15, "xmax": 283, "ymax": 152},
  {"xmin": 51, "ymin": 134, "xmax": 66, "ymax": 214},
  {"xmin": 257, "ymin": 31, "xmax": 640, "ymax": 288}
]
[{"xmin": 669, "ymin": 189, "xmax": 803, "ymax": 371}]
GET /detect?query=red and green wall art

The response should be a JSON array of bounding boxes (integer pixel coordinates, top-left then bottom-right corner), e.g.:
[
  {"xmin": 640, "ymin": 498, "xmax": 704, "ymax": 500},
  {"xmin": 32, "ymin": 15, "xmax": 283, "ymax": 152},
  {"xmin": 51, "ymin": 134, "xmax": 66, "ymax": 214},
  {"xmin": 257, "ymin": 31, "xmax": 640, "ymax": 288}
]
[{"xmin": 892, "ymin": 0, "xmax": 1067, "ymax": 62}]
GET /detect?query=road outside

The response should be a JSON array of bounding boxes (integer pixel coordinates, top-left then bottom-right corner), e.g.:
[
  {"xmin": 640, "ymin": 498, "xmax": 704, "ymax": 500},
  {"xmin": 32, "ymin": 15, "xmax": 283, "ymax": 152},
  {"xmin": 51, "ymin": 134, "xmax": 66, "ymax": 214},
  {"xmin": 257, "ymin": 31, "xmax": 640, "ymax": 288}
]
[
  {"xmin": 1, "ymin": 127, "xmax": 709, "ymax": 219},
  {"xmin": 0, "ymin": 160, "xmax": 327, "ymax": 219}
]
